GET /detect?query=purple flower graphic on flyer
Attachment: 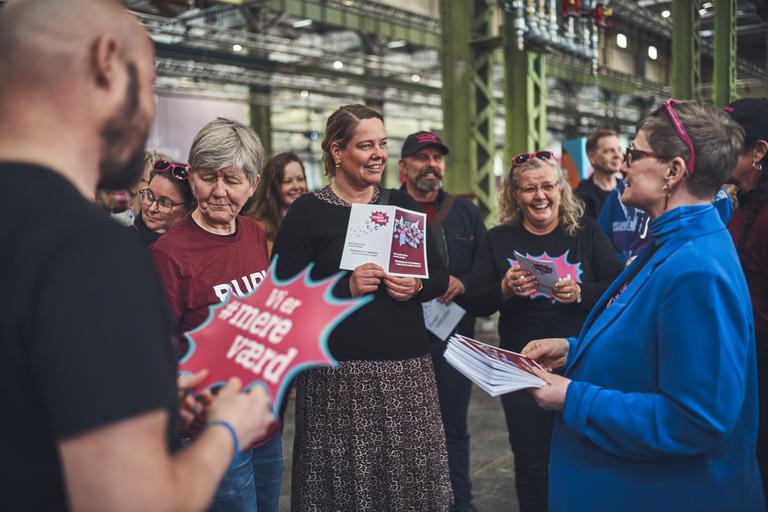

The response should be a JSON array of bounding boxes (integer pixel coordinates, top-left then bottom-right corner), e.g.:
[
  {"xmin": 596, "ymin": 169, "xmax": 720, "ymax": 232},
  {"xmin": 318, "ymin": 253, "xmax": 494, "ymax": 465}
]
[{"xmin": 393, "ymin": 216, "xmax": 424, "ymax": 249}]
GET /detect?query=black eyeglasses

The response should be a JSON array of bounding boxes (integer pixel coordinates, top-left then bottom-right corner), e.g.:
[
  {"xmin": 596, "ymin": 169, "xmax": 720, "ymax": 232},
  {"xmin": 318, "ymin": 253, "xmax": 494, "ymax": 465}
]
[
  {"xmin": 139, "ymin": 188, "xmax": 184, "ymax": 213},
  {"xmin": 623, "ymin": 147, "xmax": 661, "ymax": 167},
  {"xmin": 153, "ymin": 160, "xmax": 190, "ymax": 181}
]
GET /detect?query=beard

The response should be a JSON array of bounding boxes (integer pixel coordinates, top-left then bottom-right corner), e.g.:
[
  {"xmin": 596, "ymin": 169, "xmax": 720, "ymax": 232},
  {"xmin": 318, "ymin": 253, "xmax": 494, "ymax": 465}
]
[
  {"xmin": 414, "ymin": 166, "xmax": 445, "ymax": 193},
  {"xmin": 97, "ymin": 62, "xmax": 151, "ymax": 191}
]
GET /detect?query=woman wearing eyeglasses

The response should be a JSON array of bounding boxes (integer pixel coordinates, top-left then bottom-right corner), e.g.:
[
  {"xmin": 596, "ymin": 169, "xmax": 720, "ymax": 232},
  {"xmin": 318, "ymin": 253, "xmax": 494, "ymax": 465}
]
[
  {"xmin": 462, "ymin": 152, "xmax": 622, "ymax": 512},
  {"xmin": 521, "ymin": 100, "xmax": 764, "ymax": 511},
  {"xmin": 133, "ymin": 158, "xmax": 194, "ymax": 246}
]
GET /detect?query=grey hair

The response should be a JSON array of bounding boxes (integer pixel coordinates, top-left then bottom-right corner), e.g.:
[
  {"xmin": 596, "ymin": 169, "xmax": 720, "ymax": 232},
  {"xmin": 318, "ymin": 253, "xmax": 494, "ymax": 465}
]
[
  {"xmin": 638, "ymin": 101, "xmax": 744, "ymax": 198},
  {"xmin": 188, "ymin": 117, "xmax": 264, "ymax": 185},
  {"xmin": 499, "ymin": 157, "xmax": 584, "ymax": 236}
]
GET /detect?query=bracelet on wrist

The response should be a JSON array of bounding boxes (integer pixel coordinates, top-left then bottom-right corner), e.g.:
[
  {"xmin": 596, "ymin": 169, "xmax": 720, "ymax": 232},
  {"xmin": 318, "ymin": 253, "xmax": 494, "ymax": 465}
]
[{"xmin": 207, "ymin": 419, "xmax": 240, "ymax": 467}]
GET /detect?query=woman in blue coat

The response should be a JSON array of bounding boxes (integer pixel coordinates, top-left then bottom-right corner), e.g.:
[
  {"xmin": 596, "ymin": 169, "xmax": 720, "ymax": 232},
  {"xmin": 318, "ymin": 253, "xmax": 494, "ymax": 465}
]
[{"xmin": 522, "ymin": 100, "xmax": 765, "ymax": 511}]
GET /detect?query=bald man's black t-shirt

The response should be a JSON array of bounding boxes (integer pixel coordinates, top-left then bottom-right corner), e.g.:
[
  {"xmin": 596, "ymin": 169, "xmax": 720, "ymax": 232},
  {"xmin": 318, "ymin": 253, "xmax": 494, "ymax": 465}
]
[{"xmin": 0, "ymin": 163, "xmax": 179, "ymax": 511}]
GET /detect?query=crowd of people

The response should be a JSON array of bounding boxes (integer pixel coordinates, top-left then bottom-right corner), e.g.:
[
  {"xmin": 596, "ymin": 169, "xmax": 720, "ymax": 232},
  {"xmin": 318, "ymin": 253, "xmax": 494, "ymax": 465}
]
[{"xmin": 2, "ymin": 1, "xmax": 767, "ymax": 512}]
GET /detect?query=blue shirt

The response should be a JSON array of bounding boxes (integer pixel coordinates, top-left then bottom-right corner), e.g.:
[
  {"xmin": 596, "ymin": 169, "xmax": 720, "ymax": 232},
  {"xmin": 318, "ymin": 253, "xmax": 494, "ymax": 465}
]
[{"xmin": 597, "ymin": 180, "xmax": 733, "ymax": 263}]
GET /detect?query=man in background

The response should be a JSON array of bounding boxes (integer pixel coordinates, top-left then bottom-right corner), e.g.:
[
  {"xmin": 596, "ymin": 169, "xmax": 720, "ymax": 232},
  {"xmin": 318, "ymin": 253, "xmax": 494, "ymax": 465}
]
[
  {"xmin": 575, "ymin": 128, "xmax": 622, "ymax": 219},
  {"xmin": 400, "ymin": 131, "xmax": 487, "ymax": 512}
]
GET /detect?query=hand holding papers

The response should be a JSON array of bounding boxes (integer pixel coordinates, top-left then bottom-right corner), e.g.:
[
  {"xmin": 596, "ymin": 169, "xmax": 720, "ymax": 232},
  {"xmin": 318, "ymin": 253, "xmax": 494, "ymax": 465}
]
[
  {"xmin": 444, "ymin": 334, "xmax": 545, "ymax": 396},
  {"xmin": 341, "ymin": 204, "xmax": 429, "ymax": 278},
  {"xmin": 508, "ymin": 250, "xmax": 583, "ymax": 301},
  {"xmin": 179, "ymin": 263, "xmax": 371, "ymax": 414}
]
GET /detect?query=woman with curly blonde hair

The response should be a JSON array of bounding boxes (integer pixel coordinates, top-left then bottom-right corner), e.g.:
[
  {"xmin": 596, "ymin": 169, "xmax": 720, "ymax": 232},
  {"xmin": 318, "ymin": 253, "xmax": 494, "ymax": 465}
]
[{"xmin": 463, "ymin": 151, "xmax": 622, "ymax": 512}]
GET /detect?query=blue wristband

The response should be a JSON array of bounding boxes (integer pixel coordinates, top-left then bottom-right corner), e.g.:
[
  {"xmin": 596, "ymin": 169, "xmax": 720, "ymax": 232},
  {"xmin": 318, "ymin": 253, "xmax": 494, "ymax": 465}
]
[{"xmin": 207, "ymin": 419, "xmax": 240, "ymax": 467}]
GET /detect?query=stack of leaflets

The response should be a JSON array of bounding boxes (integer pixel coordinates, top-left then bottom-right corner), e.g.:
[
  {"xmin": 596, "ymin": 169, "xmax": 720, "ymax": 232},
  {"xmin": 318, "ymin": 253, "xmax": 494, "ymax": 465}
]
[{"xmin": 444, "ymin": 334, "xmax": 545, "ymax": 396}]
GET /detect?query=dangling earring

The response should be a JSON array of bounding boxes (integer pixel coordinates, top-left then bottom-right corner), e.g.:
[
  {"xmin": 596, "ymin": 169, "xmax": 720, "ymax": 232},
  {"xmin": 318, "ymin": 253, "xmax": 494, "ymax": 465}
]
[
  {"xmin": 335, "ymin": 160, "xmax": 341, "ymax": 168},
  {"xmin": 753, "ymin": 159, "xmax": 763, "ymax": 173},
  {"xmin": 662, "ymin": 183, "xmax": 670, "ymax": 210}
]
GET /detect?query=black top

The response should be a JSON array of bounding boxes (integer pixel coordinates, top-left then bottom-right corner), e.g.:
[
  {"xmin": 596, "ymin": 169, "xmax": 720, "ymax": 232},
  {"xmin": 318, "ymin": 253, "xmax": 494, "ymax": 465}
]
[
  {"xmin": 133, "ymin": 212, "xmax": 162, "ymax": 246},
  {"xmin": 575, "ymin": 176, "xmax": 612, "ymax": 219},
  {"xmin": 462, "ymin": 217, "xmax": 622, "ymax": 352},
  {"xmin": 272, "ymin": 188, "xmax": 449, "ymax": 361},
  {"xmin": 0, "ymin": 163, "xmax": 179, "ymax": 511}
]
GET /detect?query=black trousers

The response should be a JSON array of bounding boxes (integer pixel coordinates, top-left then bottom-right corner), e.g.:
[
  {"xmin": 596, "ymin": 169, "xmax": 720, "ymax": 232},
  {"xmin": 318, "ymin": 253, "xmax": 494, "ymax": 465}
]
[
  {"xmin": 757, "ymin": 343, "xmax": 768, "ymax": 504},
  {"xmin": 501, "ymin": 389, "xmax": 553, "ymax": 512},
  {"xmin": 431, "ymin": 339, "xmax": 475, "ymax": 505}
]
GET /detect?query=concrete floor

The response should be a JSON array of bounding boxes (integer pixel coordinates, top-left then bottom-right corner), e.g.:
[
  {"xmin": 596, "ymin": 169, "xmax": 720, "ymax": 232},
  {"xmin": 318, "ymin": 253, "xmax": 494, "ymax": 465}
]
[{"xmin": 277, "ymin": 329, "xmax": 520, "ymax": 512}]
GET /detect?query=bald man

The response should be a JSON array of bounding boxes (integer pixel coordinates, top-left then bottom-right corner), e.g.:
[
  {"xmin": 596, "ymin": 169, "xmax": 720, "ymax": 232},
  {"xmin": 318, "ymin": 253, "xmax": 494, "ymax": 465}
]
[{"xmin": 0, "ymin": 1, "xmax": 274, "ymax": 510}]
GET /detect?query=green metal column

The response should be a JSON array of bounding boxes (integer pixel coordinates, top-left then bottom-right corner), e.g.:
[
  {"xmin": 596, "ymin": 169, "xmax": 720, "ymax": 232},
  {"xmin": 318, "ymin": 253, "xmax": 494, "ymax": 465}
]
[
  {"xmin": 501, "ymin": 11, "xmax": 547, "ymax": 164},
  {"xmin": 712, "ymin": 0, "xmax": 737, "ymax": 106},
  {"xmin": 439, "ymin": 0, "xmax": 473, "ymax": 196},
  {"xmin": 248, "ymin": 85, "xmax": 273, "ymax": 157},
  {"xmin": 671, "ymin": 0, "xmax": 701, "ymax": 100},
  {"xmin": 468, "ymin": 0, "xmax": 498, "ymax": 222}
]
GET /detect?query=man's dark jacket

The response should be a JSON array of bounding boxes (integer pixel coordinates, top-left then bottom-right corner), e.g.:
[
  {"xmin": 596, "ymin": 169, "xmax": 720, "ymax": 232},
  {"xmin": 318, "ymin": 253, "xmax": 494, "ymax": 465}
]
[{"xmin": 404, "ymin": 187, "xmax": 487, "ymax": 338}]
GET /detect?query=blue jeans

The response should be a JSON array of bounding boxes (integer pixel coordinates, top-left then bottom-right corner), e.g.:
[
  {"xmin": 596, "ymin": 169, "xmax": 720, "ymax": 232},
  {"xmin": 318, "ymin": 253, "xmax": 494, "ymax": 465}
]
[{"xmin": 185, "ymin": 433, "xmax": 283, "ymax": 512}]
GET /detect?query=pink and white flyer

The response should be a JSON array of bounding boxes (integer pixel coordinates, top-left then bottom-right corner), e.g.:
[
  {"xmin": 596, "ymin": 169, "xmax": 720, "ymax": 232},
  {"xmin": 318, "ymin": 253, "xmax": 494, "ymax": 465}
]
[{"xmin": 340, "ymin": 204, "xmax": 429, "ymax": 278}]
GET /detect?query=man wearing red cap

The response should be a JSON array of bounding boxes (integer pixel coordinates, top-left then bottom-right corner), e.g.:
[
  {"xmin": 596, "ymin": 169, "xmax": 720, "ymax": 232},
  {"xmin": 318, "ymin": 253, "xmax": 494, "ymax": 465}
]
[{"xmin": 399, "ymin": 131, "xmax": 487, "ymax": 512}]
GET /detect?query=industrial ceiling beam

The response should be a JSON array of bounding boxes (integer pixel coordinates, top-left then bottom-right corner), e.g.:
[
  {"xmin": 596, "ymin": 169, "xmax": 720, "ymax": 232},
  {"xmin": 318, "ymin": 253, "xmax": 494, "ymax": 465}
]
[
  {"xmin": 259, "ymin": 0, "xmax": 441, "ymax": 48},
  {"xmin": 154, "ymin": 41, "xmax": 440, "ymax": 95}
]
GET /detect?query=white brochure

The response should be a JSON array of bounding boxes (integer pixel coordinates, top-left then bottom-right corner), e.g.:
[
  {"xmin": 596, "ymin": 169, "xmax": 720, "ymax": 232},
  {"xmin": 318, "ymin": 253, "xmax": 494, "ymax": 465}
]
[
  {"xmin": 340, "ymin": 203, "xmax": 429, "ymax": 279},
  {"xmin": 422, "ymin": 299, "xmax": 466, "ymax": 341}
]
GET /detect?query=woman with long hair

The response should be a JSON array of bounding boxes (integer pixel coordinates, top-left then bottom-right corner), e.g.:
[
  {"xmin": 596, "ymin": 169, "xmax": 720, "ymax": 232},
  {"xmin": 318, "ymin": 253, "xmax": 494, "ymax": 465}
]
[
  {"xmin": 246, "ymin": 152, "xmax": 307, "ymax": 254},
  {"xmin": 462, "ymin": 153, "xmax": 622, "ymax": 512}
]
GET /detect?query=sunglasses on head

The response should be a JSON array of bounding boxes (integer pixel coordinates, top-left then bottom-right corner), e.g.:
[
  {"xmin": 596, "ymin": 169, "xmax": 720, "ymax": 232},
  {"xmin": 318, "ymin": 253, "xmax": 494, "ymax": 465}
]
[
  {"xmin": 153, "ymin": 160, "xmax": 190, "ymax": 181},
  {"xmin": 511, "ymin": 150, "xmax": 556, "ymax": 167},
  {"xmin": 652, "ymin": 99, "xmax": 695, "ymax": 174}
]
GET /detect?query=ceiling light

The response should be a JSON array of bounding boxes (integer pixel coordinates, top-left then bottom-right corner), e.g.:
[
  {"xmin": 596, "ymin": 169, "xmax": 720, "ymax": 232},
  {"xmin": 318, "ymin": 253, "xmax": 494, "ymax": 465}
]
[
  {"xmin": 387, "ymin": 39, "xmax": 407, "ymax": 49},
  {"xmin": 647, "ymin": 45, "xmax": 658, "ymax": 60},
  {"xmin": 661, "ymin": 9, "xmax": 671, "ymax": 18},
  {"xmin": 292, "ymin": 18, "xmax": 313, "ymax": 28},
  {"xmin": 342, "ymin": 0, "xmax": 355, "ymax": 5},
  {"xmin": 232, "ymin": 44, "xmax": 243, "ymax": 52},
  {"xmin": 410, "ymin": 73, "xmax": 421, "ymax": 82},
  {"xmin": 332, "ymin": 60, "xmax": 344, "ymax": 69},
  {"xmin": 616, "ymin": 33, "xmax": 628, "ymax": 49},
  {"xmin": 300, "ymin": 89, "xmax": 309, "ymax": 98}
]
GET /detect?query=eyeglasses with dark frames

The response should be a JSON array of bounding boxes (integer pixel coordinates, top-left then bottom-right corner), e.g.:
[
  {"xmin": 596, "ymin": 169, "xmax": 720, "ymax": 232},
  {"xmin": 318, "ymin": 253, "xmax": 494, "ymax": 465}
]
[
  {"xmin": 139, "ymin": 188, "xmax": 184, "ymax": 213},
  {"xmin": 623, "ymin": 147, "xmax": 662, "ymax": 167}
]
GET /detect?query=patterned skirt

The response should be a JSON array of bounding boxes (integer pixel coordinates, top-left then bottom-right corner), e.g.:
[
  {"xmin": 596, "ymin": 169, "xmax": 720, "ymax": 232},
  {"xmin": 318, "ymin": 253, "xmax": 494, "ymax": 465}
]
[{"xmin": 291, "ymin": 355, "xmax": 452, "ymax": 512}]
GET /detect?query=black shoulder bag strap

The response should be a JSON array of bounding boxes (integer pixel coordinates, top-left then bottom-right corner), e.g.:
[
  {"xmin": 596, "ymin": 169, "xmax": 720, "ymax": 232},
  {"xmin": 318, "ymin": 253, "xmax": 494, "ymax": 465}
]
[{"xmin": 430, "ymin": 193, "xmax": 457, "ymax": 233}]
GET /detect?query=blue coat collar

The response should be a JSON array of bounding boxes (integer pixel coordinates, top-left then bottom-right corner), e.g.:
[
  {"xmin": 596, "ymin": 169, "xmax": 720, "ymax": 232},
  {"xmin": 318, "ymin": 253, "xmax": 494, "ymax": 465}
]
[{"xmin": 568, "ymin": 205, "xmax": 724, "ymax": 369}]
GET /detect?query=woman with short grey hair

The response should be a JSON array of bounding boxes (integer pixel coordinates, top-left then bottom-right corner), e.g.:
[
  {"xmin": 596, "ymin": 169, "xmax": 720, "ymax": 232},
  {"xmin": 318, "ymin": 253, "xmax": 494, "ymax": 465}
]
[{"xmin": 151, "ymin": 117, "xmax": 283, "ymax": 512}]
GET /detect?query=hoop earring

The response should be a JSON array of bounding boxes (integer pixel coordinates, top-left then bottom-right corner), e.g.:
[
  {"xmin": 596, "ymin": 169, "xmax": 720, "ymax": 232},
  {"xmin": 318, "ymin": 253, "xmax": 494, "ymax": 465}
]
[
  {"xmin": 335, "ymin": 160, "xmax": 341, "ymax": 168},
  {"xmin": 753, "ymin": 160, "xmax": 763, "ymax": 173},
  {"xmin": 663, "ymin": 183, "xmax": 670, "ymax": 210}
]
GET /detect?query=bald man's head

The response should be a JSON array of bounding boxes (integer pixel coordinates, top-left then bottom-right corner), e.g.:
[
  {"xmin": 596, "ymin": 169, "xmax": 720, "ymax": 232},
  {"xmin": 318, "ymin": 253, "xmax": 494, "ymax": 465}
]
[
  {"xmin": 0, "ymin": 0, "xmax": 157, "ymax": 190},
  {"xmin": 0, "ymin": 0, "xmax": 148, "ymax": 90}
]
